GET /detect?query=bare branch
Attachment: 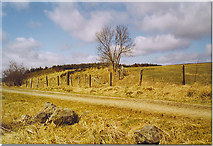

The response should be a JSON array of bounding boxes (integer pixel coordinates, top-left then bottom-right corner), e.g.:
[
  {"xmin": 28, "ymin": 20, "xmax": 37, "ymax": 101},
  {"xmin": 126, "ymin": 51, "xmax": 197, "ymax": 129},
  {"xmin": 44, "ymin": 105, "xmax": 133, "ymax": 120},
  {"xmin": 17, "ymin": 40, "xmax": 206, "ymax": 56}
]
[{"xmin": 96, "ymin": 25, "xmax": 134, "ymax": 70}]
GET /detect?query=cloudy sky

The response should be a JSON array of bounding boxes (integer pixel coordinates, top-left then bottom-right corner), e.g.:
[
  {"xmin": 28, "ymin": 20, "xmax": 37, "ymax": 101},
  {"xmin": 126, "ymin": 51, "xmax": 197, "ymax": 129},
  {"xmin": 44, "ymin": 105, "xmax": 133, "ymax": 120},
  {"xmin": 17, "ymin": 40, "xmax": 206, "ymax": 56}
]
[{"xmin": 2, "ymin": 1, "xmax": 212, "ymax": 70}]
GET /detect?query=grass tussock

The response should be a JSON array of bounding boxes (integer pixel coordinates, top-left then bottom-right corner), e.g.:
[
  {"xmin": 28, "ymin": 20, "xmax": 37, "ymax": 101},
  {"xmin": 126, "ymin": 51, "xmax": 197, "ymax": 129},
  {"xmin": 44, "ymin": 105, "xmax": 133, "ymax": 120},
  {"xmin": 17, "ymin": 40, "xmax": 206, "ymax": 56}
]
[{"xmin": 1, "ymin": 92, "xmax": 212, "ymax": 144}]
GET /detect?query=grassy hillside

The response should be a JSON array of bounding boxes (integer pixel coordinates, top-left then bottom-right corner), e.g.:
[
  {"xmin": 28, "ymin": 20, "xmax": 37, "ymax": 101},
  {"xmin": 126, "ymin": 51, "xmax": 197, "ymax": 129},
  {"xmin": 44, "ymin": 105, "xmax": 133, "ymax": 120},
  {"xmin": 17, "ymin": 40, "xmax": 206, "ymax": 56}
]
[
  {"xmin": 121, "ymin": 63, "xmax": 212, "ymax": 86},
  {"xmin": 24, "ymin": 62, "xmax": 212, "ymax": 86},
  {"xmin": 19, "ymin": 62, "xmax": 212, "ymax": 105},
  {"xmin": 1, "ymin": 63, "xmax": 212, "ymax": 144}
]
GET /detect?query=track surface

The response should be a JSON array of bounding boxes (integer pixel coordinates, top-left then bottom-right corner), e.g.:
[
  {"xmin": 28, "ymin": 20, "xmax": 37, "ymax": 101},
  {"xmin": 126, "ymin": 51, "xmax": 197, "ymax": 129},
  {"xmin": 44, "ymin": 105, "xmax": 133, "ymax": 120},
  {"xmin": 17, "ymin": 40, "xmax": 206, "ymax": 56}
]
[{"xmin": 2, "ymin": 88, "xmax": 212, "ymax": 120}]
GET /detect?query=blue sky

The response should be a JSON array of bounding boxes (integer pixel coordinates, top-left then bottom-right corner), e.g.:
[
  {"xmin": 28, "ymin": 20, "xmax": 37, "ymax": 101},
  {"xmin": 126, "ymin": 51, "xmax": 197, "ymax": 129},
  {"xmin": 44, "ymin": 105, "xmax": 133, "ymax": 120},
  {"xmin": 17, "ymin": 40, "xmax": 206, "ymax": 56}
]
[{"xmin": 2, "ymin": 2, "xmax": 212, "ymax": 69}]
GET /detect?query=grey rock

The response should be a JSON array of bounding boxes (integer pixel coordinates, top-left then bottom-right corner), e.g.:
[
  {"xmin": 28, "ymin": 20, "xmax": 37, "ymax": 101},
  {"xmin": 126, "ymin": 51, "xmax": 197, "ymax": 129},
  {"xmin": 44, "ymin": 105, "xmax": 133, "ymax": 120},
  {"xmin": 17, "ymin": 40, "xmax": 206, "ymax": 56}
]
[
  {"xmin": 23, "ymin": 102, "xmax": 79, "ymax": 127},
  {"xmin": 134, "ymin": 125, "xmax": 162, "ymax": 144},
  {"xmin": 50, "ymin": 107, "xmax": 80, "ymax": 126},
  {"xmin": 33, "ymin": 102, "xmax": 56, "ymax": 123}
]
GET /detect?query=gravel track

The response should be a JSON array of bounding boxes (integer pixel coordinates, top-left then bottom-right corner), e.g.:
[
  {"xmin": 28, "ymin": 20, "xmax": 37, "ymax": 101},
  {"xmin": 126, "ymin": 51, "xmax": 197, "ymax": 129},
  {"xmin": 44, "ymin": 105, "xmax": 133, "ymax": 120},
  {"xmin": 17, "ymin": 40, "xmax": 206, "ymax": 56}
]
[{"xmin": 2, "ymin": 88, "xmax": 212, "ymax": 121}]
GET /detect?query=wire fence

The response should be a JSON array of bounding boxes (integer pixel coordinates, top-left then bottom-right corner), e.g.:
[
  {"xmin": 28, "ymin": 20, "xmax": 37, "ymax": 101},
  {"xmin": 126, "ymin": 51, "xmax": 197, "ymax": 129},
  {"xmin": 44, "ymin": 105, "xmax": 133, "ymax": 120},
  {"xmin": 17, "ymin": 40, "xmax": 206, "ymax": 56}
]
[{"xmin": 25, "ymin": 63, "xmax": 212, "ymax": 89}]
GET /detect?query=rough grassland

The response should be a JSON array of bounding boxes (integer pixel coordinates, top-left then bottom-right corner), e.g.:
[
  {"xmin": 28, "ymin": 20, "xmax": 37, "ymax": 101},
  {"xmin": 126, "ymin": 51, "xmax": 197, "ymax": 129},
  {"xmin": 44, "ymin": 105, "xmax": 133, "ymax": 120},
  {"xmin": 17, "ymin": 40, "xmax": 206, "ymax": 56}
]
[
  {"xmin": 1, "ymin": 63, "xmax": 212, "ymax": 144},
  {"xmin": 20, "ymin": 63, "xmax": 212, "ymax": 105},
  {"xmin": 1, "ymin": 91, "xmax": 212, "ymax": 144}
]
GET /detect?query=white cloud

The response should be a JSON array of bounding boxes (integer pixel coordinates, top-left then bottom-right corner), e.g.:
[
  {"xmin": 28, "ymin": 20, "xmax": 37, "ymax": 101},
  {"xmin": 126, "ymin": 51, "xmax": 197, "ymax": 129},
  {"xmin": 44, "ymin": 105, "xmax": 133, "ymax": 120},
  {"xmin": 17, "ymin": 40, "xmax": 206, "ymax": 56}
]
[
  {"xmin": 134, "ymin": 34, "xmax": 190, "ymax": 55},
  {"xmin": 155, "ymin": 43, "xmax": 212, "ymax": 65},
  {"xmin": 155, "ymin": 52, "xmax": 199, "ymax": 65},
  {"xmin": 3, "ymin": 36, "xmax": 98, "ymax": 70},
  {"xmin": 45, "ymin": 3, "xmax": 113, "ymax": 42},
  {"xmin": 202, "ymin": 43, "xmax": 212, "ymax": 62},
  {"xmin": 44, "ymin": 2, "xmax": 211, "ymax": 58},
  {"xmin": 3, "ymin": 37, "xmax": 68, "ymax": 69},
  {"xmin": 126, "ymin": 2, "xmax": 177, "ymax": 17},
  {"xmin": 204, "ymin": 44, "xmax": 211, "ymax": 56},
  {"xmin": 71, "ymin": 52, "xmax": 98, "ymax": 64},
  {"xmin": 11, "ymin": 2, "xmax": 29, "ymax": 10},
  {"xmin": 3, "ymin": 37, "xmax": 41, "ymax": 68},
  {"xmin": 6, "ymin": 37, "xmax": 41, "ymax": 55},
  {"xmin": 127, "ymin": 2, "xmax": 211, "ymax": 39},
  {"xmin": 35, "ymin": 51, "xmax": 68, "ymax": 67}
]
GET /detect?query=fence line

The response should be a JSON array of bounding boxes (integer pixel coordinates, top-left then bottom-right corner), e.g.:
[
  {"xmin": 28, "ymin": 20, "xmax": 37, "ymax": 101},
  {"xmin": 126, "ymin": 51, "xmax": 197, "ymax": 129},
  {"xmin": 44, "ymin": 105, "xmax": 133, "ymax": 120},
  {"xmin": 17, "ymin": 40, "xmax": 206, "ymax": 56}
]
[
  {"xmin": 30, "ymin": 78, "xmax": 32, "ymax": 88},
  {"xmin": 46, "ymin": 76, "xmax": 48, "ymax": 87},
  {"xmin": 89, "ymin": 75, "xmax": 91, "ymax": 87},
  {"xmin": 67, "ymin": 73, "xmax": 70, "ymax": 85},
  {"xmin": 139, "ymin": 69, "xmax": 143, "ymax": 86},
  {"xmin": 24, "ymin": 65, "xmax": 196, "ymax": 88},
  {"xmin": 182, "ymin": 65, "xmax": 185, "ymax": 85}
]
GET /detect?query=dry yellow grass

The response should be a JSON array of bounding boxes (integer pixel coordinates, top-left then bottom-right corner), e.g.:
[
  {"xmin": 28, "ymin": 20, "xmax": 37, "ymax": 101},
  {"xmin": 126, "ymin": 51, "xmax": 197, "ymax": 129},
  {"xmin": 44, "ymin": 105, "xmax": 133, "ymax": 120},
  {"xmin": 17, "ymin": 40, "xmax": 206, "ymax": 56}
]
[
  {"xmin": 20, "ymin": 63, "xmax": 212, "ymax": 105},
  {"xmin": 1, "ymin": 91, "xmax": 212, "ymax": 144},
  {"xmin": 1, "ymin": 63, "xmax": 212, "ymax": 144}
]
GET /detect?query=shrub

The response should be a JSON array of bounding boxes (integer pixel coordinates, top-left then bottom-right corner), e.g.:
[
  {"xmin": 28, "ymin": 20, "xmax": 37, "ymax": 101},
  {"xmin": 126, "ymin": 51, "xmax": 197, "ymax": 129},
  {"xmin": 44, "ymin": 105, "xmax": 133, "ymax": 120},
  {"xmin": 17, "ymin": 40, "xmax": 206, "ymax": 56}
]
[{"xmin": 3, "ymin": 61, "xmax": 28, "ymax": 86}]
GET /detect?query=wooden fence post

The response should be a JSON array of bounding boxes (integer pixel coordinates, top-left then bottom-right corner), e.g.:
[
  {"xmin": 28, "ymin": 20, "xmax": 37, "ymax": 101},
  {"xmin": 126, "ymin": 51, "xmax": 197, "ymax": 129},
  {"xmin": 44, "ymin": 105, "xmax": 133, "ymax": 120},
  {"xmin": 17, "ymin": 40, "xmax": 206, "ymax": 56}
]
[
  {"xmin": 89, "ymin": 75, "xmax": 91, "ymax": 87},
  {"xmin": 57, "ymin": 76, "xmax": 59, "ymax": 86},
  {"xmin": 46, "ymin": 76, "xmax": 48, "ymax": 87},
  {"xmin": 110, "ymin": 72, "xmax": 112, "ymax": 86},
  {"xmin": 70, "ymin": 76, "xmax": 73, "ymax": 86},
  {"xmin": 30, "ymin": 78, "xmax": 33, "ymax": 88},
  {"xmin": 37, "ymin": 78, "xmax": 39, "ymax": 88},
  {"xmin": 139, "ymin": 70, "xmax": 143, "ymax": 86},
  {"xmin": 67, "ymin": 72, "xmax": 70, "ymax": 85},
  {"xmin": 182, "ymin": 65, "xmax": 185, "ymax": 85}
]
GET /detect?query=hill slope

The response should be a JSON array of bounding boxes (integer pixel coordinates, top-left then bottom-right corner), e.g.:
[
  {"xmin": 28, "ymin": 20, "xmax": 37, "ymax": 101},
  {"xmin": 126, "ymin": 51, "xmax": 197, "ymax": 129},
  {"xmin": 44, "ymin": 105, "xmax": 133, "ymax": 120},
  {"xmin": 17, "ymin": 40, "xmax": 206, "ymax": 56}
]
[{"xmin": 16, "ymin": 63, "xmax": 212, "ymax": 105}]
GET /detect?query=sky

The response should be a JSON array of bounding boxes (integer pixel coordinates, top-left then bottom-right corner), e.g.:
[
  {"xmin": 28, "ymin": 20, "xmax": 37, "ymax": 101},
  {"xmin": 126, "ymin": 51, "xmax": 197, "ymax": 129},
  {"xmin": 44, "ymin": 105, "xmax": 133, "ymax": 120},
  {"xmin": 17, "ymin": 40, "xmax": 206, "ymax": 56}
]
[{"xmin": 1, "ymin": 1, "xmax": 212, "ymax": 70}]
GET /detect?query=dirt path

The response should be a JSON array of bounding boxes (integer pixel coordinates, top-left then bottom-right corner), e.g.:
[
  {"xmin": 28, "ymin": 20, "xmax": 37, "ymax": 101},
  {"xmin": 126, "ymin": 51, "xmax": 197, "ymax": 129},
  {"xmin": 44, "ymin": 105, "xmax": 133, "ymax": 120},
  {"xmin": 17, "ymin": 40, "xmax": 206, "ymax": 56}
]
[{"xmin": 2, "ymin": 88, "xmax": 212, "ymax": 121}]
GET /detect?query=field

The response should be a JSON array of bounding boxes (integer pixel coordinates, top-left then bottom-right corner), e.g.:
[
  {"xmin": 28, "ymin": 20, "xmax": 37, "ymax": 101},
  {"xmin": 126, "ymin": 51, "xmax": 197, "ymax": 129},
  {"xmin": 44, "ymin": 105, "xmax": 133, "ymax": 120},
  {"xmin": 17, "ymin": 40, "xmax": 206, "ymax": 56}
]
[
  {"xmin": 1, "ymin": 62, "xmax": 212, "ymax": 144},
  {"xmin": 23, "ymin": 63, "xmax": 212, "ymax": 104}
]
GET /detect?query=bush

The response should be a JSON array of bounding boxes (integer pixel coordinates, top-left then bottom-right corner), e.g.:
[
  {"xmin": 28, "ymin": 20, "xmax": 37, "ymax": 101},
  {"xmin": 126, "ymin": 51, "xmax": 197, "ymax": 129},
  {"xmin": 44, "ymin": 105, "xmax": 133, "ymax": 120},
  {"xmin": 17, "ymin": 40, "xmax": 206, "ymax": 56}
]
[{"xmin": 3, "ymin": 61, "xmax": 28, "ymax": 86}]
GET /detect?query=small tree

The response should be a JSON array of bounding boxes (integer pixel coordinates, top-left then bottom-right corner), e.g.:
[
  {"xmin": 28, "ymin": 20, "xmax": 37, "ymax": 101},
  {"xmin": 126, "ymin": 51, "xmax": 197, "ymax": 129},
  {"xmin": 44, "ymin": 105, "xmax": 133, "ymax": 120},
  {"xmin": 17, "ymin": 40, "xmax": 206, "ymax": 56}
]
[
  {"xmin": 3, "ymin": 61, "xmax": 27, "ymax": 86},
  {"xmin": 96, "ymin": 25, "xmax": 134, "ymax": 70}
]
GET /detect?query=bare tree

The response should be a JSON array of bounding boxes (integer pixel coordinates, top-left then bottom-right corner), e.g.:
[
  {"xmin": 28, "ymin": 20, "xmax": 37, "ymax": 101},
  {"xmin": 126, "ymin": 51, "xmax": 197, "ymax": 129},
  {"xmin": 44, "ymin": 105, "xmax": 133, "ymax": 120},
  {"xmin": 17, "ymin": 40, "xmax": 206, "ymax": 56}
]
[
  {"xmin": 96, "ymin": 25, "xmax": 134, "ymax": 70},
  {"xmin": 3, "ymin": 61, "xmax": 27, "ymax": 86}
]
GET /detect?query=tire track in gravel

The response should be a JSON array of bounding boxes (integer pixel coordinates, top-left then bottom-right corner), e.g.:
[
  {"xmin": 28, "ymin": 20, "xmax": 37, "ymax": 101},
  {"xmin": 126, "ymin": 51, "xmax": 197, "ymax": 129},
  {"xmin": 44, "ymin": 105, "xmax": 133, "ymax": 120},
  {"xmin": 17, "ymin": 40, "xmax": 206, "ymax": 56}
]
[{"xmin": 2, "ymin": 88, "xmax": 212, "ymax": 121}]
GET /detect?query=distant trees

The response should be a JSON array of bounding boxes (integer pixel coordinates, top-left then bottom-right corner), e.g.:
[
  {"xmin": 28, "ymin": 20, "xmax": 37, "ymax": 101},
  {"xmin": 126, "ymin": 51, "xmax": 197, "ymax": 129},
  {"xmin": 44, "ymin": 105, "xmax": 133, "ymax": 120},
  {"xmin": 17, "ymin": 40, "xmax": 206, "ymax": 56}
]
[
  {"xmin": 123, "ymin": 63, "xmax": 161, "ymax": 68},
  {"xmin": 24, "ymin": 63, "xmax": 111, "ymax": 77},
  {"xmin": 3, "ymin": 61, "xmax": 27, "ymax": 86},
  {"xmin": 96, "ymin": 25, "xmax": 135, "ymax": 71}
]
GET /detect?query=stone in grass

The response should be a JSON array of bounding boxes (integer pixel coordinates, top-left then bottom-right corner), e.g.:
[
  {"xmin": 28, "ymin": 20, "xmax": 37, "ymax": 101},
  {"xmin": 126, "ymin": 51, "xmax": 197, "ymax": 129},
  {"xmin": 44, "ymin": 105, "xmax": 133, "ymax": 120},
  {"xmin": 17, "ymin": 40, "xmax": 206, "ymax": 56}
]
[
  {"xmin": 50, "ymin": 107, "xmax": 80, "ymax": 127},
  {"xmin": 134, "ymin": 125, "xmax": 162, "ymax": 144},
  {"xmin": 29, "ymin": 102, "xmax": 79, "ymax": 127},
  {"xmin": 33, "ymin": 102, "xmax": 57, "ymax": 123},
  {"xmin": 19, "ymin": 114, "xmax": 33, "ymax": 124}
]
